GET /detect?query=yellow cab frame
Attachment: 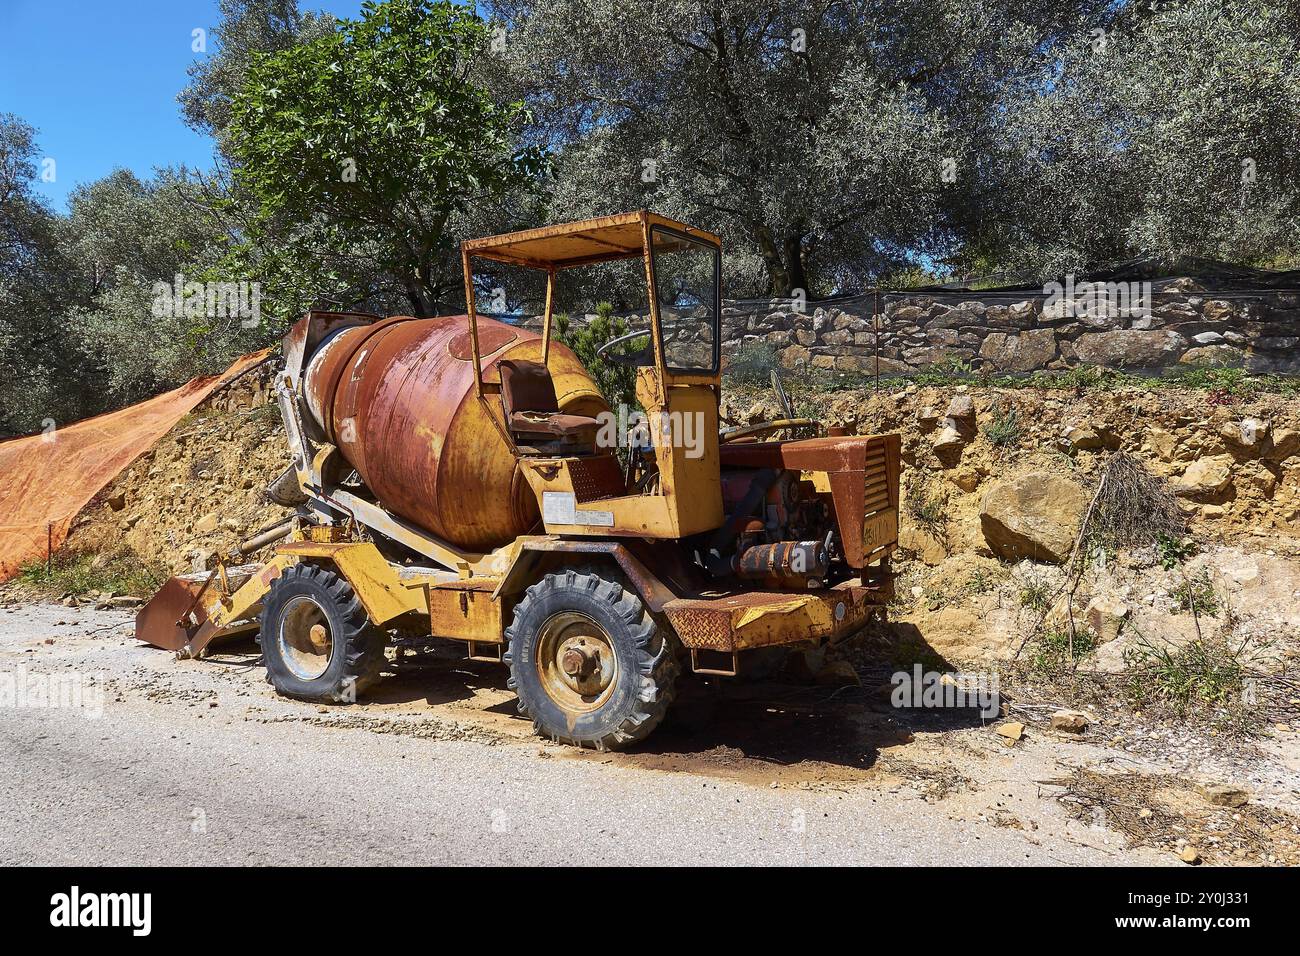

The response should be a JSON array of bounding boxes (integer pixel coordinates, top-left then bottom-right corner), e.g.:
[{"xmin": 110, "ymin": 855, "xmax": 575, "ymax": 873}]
[{"xmin": 460, "ymin": 209, "xmax": 724, "ymax": 540}]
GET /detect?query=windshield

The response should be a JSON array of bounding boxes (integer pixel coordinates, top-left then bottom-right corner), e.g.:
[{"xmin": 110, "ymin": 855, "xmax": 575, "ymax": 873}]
[{"xmin": 650, "ymin": 226, "xmax": 720, "ymax": 373}]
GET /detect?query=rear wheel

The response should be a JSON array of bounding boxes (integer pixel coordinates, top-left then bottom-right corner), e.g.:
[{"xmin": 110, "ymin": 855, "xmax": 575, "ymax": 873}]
[
  {"xmin": 505, "ymin": 567, "xmax": 677, "ymax": 750},
  {"xmin": 259, "ymin": 563, "xmax": 386, "ymax": 703}
]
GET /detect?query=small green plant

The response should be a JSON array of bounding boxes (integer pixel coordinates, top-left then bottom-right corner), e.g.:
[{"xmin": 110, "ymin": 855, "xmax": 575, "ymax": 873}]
[
  {"xmin": 1168, "ymin": 365, "xmax": 1254, "ymax": 398},
  {"xmin": 965, "ymin": 566, "xmax": 997, "ymax": 596},
  {"xmin": 723, "ymin": 339, "xmax": 781, "ymax": 386},
  {"xmin": 983, "ymin": 401, "xmax": 1021, "ymax": 448},
  {"xmin": 905, "ymin": 481, "xmax": 948, "ymax": 531},
  {"xmin": 1027, "ymin": 364, "xmax": 1131, "ymax": 391},
  {"xmin": 555, "ymin": 301, "xmax": 639, "ymax": 413},
  {"xmin": 1123, "ymin": 636, "xmax": 1248, "ymax": 722},
  {"xmin": 1170, "ymin": 570, "xmax": 1220, "ymax": 617},
  {"xmin": 19, "ymin": 549, "xmax": 167, "ymax": 598},
  {"xmin": 1019, "ymin": 578, "xmax": 1052, "ymax": 613},
  {"xmin": 911, "ymin": 355, "xmax": 974, "ymax": 384},
  {"xmin": 1155, "ymin": 533, "xmax": 1195, "ymax": 570},
  {"xmin": 1030, "ymin": 626, "xmax": 1096, "ymax": 678}
]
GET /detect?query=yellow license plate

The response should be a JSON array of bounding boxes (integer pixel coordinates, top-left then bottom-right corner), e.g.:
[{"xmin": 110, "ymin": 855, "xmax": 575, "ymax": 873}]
[{"xmin": 862, "ymin": 507, "xmax": 897, "ymax": 552}]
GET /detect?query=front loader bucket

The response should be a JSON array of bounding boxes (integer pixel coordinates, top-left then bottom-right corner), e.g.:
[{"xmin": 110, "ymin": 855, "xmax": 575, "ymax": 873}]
[
  {"xmin": 135, "ymin": 562, "xmax": 278, "ymax": 658},
  {"xmin": 135, "ymin": 574, "xmax": 211, "ymax": 652}
]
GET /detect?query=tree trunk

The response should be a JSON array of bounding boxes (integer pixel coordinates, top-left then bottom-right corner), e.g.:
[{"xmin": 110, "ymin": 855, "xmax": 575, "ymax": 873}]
[
  {"xmin": 404, "ymin": 277, "xmax": 435, "ymax": 318},
  {"xmin": 752, "ymin": 222, "xmax": 809, "ymax": 297},
  {"xmin": 782, "ymin": 231, "xmax": 808, "ymax": 296}
]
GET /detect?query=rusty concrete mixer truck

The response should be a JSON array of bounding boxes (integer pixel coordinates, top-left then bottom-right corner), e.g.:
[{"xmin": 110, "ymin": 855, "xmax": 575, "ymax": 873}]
[{"xmin": 135, "ymin": 211, "xmax": 901, "ymax": 750}]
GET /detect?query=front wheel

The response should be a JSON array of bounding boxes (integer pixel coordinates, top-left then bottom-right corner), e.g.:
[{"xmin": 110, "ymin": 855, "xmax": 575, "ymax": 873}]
[
  {"xmin": 504, "ymin": 567, "xmax": 677, "ymax": 750},
  {"xmin": 259, "ymin": 563, "xmax": 386, "ymax": 703}
]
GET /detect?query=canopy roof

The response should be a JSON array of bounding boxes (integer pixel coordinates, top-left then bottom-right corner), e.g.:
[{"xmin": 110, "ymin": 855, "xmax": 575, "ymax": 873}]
[{"xmin": 461, "ymin": 210, "xmax": 721, "ymax": 271}]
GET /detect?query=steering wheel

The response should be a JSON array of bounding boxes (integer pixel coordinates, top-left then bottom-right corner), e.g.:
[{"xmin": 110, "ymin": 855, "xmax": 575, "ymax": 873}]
[
  {"xmin": 719, "ymin": 418, "xmax": 821, "ymax": 443},
  {"xmin": 595, "ymin": 328, "xmax": 654, "ymax": 367}
]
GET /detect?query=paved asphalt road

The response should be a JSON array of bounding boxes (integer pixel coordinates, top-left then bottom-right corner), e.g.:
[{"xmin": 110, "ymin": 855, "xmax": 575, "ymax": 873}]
[
  {"xmin": 3, "ymin": 699, "xmax": 1119, "ymax": 866},
  {"xmin": 0, "ymin": 603, "xmax": 1142, "ymax": 866}
]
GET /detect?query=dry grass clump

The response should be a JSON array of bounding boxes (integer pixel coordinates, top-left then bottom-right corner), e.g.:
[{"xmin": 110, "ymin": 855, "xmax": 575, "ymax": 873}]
[{"xmin": 1087, "ymin": 452, "xmax": 1186, "ymax": 555}]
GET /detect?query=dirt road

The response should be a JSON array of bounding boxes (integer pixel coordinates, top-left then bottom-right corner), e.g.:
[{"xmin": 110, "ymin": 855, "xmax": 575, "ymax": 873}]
[{"xmin": 4, "ymin": 603, "xmax": 1289, "ymax": 866}]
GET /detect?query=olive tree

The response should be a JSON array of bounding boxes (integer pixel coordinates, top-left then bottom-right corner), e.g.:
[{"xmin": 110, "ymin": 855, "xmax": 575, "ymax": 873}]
[
  {"xmin": 967, "ymin": 0, "xmax": 1300, "ymax": 279},
  {"xmin": 490, "ymin": 0, "xmax": 1109, "ymax": 296}
]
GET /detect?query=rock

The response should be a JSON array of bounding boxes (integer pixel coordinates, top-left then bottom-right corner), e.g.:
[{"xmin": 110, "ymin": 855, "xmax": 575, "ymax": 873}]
[
  {"xmin": 1180, "ymin": 344, "xmax": 1245, "ymax": 367},
  {"xmin": 1178, "ymin": 846, "xmax": 1201, "ymax": 865},
  {"xmin": 995, "ymin": 722, "xmax": 1024, "ymax": 743},
  {"xmin": 1050, "ymin": 710, "xmax": 1090, "ymax": 734},
  {"xmin": 1266, "ymin": 427, "xmax": 1300, "ymax": 462},
  {"xmin": 917, "ymin": 407, "xmax": 941, "ymax": 430},
  {"xmin": 1171, "ymin": 456, "xmax": 1233, "ymax": 498},
  {"xmin": 778, "ymin": 344, "xmax": 810, "ymax": 368},
  {"xmin": 193, "ymin": 513, "xmax": 220, "ymax": 534},
  {"xmin": 979, "ymin": 471, "xmax": 1089, "ymax": 563},
  {"xmin": 108, "ymin": 595, "xmax": 141, "ymax": 608},
  {"xmin": 933, "ymin": 425, "xmax": 965, "ymax": 451},
  {"xmin": 945, "ymin": 394, "xmax": 975, "ymax": 421},
  {"xmin": 1223, "ymin": 564, "xmax": 1260, "ymax": 588},
  {"xmin": 1219, "ymin": 417, "xmax": 1268, "ymax": 449},
  {"xmin": 1060, "ymin": 423, "xmax": 1104, "ymax": 450},
  {"xmin": 1197, "ymin": 782, "xmax": 1251, "ymax": 808},
  {"xmin": 1147, "ymin": 426, "xmax": 1178, "ymax": 461},
  {"xmin": 949, "ymin": 467, "xmax": 981, "ymax": 492},
  {"xmin": 815, "ymin": 660, "xmax": 861, "ymax": 686},
  {"xmin": 1084, "ymin": 596, "xmax": 1129, "ymax": 643},
  {"xmin": 1071, "ymin": 330, "xmax": 1185, "ymax": 368},
  {"xmin": 978, "ymin": 329, "xmax": 1058, "ymax": 372},
  {"xmin": 106, "ymin": 492, "xmax": 126, "ymax": 511}
]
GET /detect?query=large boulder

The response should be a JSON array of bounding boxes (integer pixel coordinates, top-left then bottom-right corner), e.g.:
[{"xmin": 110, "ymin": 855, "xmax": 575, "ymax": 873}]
[
  {"xmin": 1071, "ymin": 330, "xmax": 1185, "ymax": 368},
  {"xmin": 978, "ymin": 329, "xmax": 1058, "ymax": 372},
  {"xmin": 979, "ymin": 471, "xmax": 1089, "ymax": 563},
  {"xmin": 1171, "ymin": 456, "xmax": 1234, "ymax": 498}
]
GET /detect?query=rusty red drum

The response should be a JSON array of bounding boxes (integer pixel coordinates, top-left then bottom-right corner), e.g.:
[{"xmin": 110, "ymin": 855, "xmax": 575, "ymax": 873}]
[{"xmin": 301, "ymin": 314, "xmax": 605, "ymax": 552}]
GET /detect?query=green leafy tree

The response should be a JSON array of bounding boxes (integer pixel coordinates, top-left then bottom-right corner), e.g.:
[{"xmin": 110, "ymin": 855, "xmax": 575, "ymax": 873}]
[
  {"xmin": 555, "ymin": 302, "xmax": 638, "ymax": 412},
  {"xmin": 66, "ymin": 168, "xmax": 264, "ymax": 402},
  {"xmin": 225, "ymin": 0, "xmax": 548, "ymax": 320},
  {"xmin": 960, "ymin": 0, "xmax": 1300, "ymax": 278},
  {"xmin": 0, "ymin": 114, "xmax": 87, "ymax": 435},
  {"xmin": 490, "ymin": 0, "xmax": 1109, "ymax": 296},
  {"xmin": 180, "ymin": 0, "xmax": 337, "ymax": 146}
]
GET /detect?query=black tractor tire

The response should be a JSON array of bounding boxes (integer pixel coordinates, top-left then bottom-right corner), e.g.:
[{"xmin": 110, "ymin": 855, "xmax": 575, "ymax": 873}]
[
  {"xmin": 259, "ymin": 563, "xmax": 386, "ymax": 703},
  {"xmin": 504, "ymin": 567, "xmax": 677, "ymax": 750}
]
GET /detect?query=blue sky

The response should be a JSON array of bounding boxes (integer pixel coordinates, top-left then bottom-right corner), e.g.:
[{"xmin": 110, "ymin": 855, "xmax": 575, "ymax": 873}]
[{"xmin": 0, "ymin": 0, "xmax": 365, "ymax": 210}]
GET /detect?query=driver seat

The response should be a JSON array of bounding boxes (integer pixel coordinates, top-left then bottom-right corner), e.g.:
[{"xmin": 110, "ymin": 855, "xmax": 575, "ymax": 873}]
[{"xmin": 499, "ymin": 360, "xmax": 602, "ymax": 449}]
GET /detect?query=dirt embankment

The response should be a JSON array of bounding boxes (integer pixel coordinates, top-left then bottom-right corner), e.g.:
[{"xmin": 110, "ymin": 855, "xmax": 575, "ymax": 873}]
[
  {"xmin": 725, "ymin": 381, "xmax": 1300, "ymax": 688},
  {"xmin": 46, "ymin": 369, "xmax": 291, "ymax": 584}
]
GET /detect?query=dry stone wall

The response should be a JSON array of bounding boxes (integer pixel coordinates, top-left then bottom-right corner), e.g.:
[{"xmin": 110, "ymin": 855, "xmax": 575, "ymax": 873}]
[{"xmin": 718, "ymin": 282, "xmax": 1300, "ymax": 378}]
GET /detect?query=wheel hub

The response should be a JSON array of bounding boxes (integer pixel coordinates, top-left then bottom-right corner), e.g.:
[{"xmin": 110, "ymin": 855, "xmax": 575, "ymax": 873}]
[
  {"xmin": 536, "ymin": 612, "xmax": 618, "ymax": 713},
  {"xmin": 279, "ymin": 596, "xmax": 334, "ymax": 681}
]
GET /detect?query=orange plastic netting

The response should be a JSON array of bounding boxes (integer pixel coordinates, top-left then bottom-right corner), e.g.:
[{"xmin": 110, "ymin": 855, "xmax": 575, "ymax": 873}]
[{"xmin": 0, "ymin": 349, "xmax": 273, "ymax": 581}]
